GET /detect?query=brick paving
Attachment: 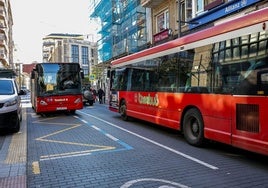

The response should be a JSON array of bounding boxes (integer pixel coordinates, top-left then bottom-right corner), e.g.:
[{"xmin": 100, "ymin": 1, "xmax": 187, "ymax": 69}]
[
  {"xmin": 0, "ymin": 108, "xmax": 27, "ymax": 188},
  {"xmin": 1, "ymin": 102, "xmax": 268, "ymax": 188},
  {"xmin": 25, "ymin": 104, "xmax": 268, "ymax": 188}
]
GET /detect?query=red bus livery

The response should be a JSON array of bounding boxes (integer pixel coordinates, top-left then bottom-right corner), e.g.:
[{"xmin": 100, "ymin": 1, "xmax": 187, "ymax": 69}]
[
  {"xmin": 109, "ymin": 8, "xmax": 268, "ymax": 155},
  {"xmin": 31, "ymin": 63, "xmax": 84, "ymax": 114}
]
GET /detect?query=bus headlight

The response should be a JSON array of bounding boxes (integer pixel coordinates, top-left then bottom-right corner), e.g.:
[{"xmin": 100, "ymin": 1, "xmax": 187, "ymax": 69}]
[
  {"xmin": 74, "ymin": 98, "xmax": 82, "ymax": 104},
  {"xmin": 40, "ymin": 100, "xmax": 48, "ymax": 106}
]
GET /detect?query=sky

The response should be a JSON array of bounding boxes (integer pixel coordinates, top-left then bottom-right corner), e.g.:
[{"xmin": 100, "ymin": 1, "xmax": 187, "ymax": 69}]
[{"xmin": 11, "ymin": 0, "xmax": 98, "ymax": 64}]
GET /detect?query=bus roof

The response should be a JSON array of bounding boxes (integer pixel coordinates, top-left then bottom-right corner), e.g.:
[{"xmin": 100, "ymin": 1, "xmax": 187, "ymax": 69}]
[{"xmin": 111, "ymin": 7, "xmax": 268, "ymax": 68}]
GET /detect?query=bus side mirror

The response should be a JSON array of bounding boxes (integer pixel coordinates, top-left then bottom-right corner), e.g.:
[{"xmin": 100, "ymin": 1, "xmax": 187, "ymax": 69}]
[
  {"xmin": 31, "ymin": 70, "xmax": 35, "ymax": 79},
  {"xmin": 107, "ymin": 69, "xmax": 111, "ymax": 78},
  {"xmin": 81, "ymin": 71, "xmax": 84, "ymax": 79}
]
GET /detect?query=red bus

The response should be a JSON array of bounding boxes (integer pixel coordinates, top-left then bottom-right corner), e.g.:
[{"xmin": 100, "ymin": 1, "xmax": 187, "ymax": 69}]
[
  {"xmin": 109, "ymin": 8, "xmax": 268, "ymax": 156},
  {"xmin": 31, "ymin": 63, "xmax": 84, "ymax": 114}
]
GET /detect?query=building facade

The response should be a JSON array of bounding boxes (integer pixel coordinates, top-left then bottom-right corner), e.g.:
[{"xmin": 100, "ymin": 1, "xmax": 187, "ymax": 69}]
[
  {"xmin": 143, "ymin": 0, "xmax": 268, "ymax": 43},
  {"xmin": 90, "ymin": 0, "xmax": 268, "ymax": 64},
  {"xmin": 42, "ymin": 33, "xmax": 98, "ymax": 78},
  {"xmin": 0, "ymin": 0, "xmax": 13, "ymax": 69},
  {"xmin": 89, "ymin": 0, "xmax": 148, "ymax": 63}
]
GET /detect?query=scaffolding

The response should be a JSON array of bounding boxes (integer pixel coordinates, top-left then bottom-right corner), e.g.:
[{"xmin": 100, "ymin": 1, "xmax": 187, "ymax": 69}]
[{"xmin": 89, "ymin": 0, "xmax": 147, "ymax": 63}]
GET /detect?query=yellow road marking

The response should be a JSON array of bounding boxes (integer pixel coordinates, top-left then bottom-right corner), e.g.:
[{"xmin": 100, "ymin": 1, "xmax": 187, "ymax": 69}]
[
  {"xmin": 36, "ymin": 124, "xmax": 81, "ymax": 141},
  {"xmin": 34, "ymin": 118, "xmax": 117, "ymax": 161},
  {"xmin": 40, "ymin": 146, "xmax": 115, "ymax": 159},
  {"xmin": 32, "ymin": 161, "xmax": 40, "ymax": 174},
  {"xmin": 32, "ymin": 116, "xmax": 60, "ymax": 123}
]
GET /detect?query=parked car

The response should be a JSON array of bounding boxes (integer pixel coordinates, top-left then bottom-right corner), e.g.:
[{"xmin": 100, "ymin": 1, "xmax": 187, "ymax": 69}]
[{"xmin": 0, "ymin": 78, "xmax": 25, "ymax": 133}]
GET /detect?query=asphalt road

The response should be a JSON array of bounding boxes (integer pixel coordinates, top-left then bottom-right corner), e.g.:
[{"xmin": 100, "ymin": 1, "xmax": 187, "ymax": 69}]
[{"xmin": 25, "ymin": 102, "xmax": 268, "ymax": 188}]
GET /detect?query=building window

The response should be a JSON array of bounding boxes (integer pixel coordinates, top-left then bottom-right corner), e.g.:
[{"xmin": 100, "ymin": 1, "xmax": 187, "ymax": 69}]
[
  {"xmin": 187, "ymin": 0, "xmax": 193, "ymax": 22},
  {"xmin": 82, "ymin": 46, "xmax": 88, "ymax": 65},
  {"xmin": 71, "ymin": 45, "xmax": 79, "ymax": 63},
  {"xmin": 83, "ymin": 68, "xmax": 89, "ymax": 75},
  {"xmin": 156, "ymin": 10, "xmax": 169, "ymax": 33},
  {"xmin": 91, "ymin": 48, "xmax": 94, "ymax": 57},
  {"xmin": 180, "ymin": 0, "xmax": 192, "ymax": 25},
  {"xmin": 196, "ymin": 0, "xmax": 204, "ymax": 15}
]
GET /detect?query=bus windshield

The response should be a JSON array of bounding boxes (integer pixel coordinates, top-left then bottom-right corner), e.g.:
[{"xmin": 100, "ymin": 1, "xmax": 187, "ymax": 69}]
[{"xmin": 36, "ymin": 63, "xmax": 82, "ymax": 96}]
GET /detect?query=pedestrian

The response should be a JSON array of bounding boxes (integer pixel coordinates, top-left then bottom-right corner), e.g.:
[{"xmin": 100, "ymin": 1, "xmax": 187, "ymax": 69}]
[
  {"xmin": 92, "ymin": 88, "xmax": 97, "ymax": 102},
  {"xmin": 97, "ymin": 88, "xmax": 104, "ymax": 104}
]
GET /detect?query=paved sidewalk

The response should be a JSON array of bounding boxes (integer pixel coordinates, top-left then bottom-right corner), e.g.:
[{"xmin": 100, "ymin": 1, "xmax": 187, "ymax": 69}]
[{"xmin": 0, "ymin": 107, "xmax": 27, "ymax": 188}]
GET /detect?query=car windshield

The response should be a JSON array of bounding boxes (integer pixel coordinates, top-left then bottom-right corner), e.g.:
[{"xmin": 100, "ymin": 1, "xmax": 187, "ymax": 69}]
[{"xmin": 0, "ymin": 80, "xmax": 14, "ymax": 95}]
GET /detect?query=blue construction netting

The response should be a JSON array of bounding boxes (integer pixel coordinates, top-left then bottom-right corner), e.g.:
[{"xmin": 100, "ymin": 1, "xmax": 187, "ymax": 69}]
[{"xmin": 90, "ymin": 0, "xmax": 147, "ymax": 62}]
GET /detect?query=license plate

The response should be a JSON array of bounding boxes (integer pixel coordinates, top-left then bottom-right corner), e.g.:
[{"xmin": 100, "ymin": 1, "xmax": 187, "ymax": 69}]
[{"xmin": 56, "ymin": 107, "xmax": 67, "ymax": 110}]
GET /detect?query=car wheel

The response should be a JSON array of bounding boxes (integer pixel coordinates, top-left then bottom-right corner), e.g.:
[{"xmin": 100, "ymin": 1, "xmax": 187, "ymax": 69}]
[
  {"xmin": 13, "ymin": 116, "xmax": 20, "ymax": 133},
  {"xmin": 20, "ymin": 110, "xmax": 22, "ymax": 122}
]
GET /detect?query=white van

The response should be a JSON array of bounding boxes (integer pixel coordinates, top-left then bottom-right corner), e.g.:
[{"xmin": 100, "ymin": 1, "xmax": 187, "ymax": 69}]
[{"xmin": 0, "ymin": 78, "xmax": 25, "ymax": 133}]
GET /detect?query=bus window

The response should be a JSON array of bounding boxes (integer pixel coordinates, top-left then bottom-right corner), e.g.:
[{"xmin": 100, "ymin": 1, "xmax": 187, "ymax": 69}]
[
  {"xmin": 184, "ymin": 46, "xmax": 211, "ymax": 93},
  {"xmin": 257, "ymin": 70, "xmax": 268, "ymax": 95},
  {"xmin": 112, "ymin": 68, "xmax": 128, "ymax": 91},
  {"xmin": 235, "ymin": 57, "xmax": 268, "ymax": 95},
  {"xmin": 38, "ymin": 76, "xmax": 46, "ymax": 94}
]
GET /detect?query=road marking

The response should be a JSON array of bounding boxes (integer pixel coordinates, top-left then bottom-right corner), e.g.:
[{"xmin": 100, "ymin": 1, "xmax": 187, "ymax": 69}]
[
  {"xmin": 34, "ymin": 121, "xmax": 116, "ymax": 161},
  {"xmin": 32, "ymin": 161, "xmax": 40, "ymax": 174},
  {"xmin": 105, "ymin": 133, "xmax": 119, "ymax": 141},
  {"xmin": 81, "ymin": 119, "xmax": 87, "ymax": 124},
  {"xmin": 74, "ymin": 116, "xmax": 133, "ymax": 151},
  {"xmin": 78, "ymin": 110, "xmax": 219, "ymax": 170},
  {"xmin": 92, "ymin": 125, "xmax": 101, "ymax": 131},
  {"xmin": 121, "ymin": 178, "xmax": 190, "ymax": 188},
  {"xmin": 40, "ymin": 147, "xmax": 115, "ymax": 161},
  {"xmin": 5, "ymin": 117, "xmax": 27, "ymax": 164},
  {"xmin": 33, "ymin": 115, "xmax": 132, "ymax": 162}
]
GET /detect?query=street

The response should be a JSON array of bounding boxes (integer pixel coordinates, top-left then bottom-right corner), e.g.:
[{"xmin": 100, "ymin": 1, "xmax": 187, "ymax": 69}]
[{"xmin": 1, "ymin": 100, "xmax": 268, "ymax": 187}]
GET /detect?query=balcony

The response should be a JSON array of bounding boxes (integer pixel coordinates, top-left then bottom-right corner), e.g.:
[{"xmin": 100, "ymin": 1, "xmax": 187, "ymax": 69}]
[
  {"xmin": 43, "ymin": 41, "xmax": 55, "ymax": 46},
  {"xmin": 0, "ymin": 39, "xmax": 6, "ymax": 46},
  {"xmin": 140, "ymin": 0, "xmax": 165, "ymax": 8},
  {"xmin": 0, "ymin": 52, "xmax": 6, "ymax": 59},
  {"xmin": 0, "ymin": 0, "xmax": 5, "ymax": 6}
]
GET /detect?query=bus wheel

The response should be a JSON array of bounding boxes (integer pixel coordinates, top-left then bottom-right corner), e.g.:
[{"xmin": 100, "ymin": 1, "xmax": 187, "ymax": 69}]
[
  {"xmin": 120, "ymin": 101, "xmax": 128, "ymax": 121},
  {"xmin": 69, "ymin": 110, "xmax": 76, "ymax": 114},
  {"xmin": 183, "ymin": 108, "xmax": 204, "ymax": 146}
]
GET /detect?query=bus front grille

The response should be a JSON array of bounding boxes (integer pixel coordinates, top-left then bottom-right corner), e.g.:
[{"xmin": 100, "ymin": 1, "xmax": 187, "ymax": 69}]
[{"xmin": 236, "ymin": 104, "xmax": 259, "ymax": 133}]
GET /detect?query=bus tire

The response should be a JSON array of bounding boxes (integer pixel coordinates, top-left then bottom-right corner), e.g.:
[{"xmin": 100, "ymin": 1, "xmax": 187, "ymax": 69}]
[
  {"xmin": 120, "ymin": 100, "xmax": 128, "ymax": 121},
  {"xmin": 183, "ymin": 108, "xmax": 204, "ymax": 146},
  {"xmin": 70, "ymin": 110, "xmax": 76, "ymax": 114}
]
